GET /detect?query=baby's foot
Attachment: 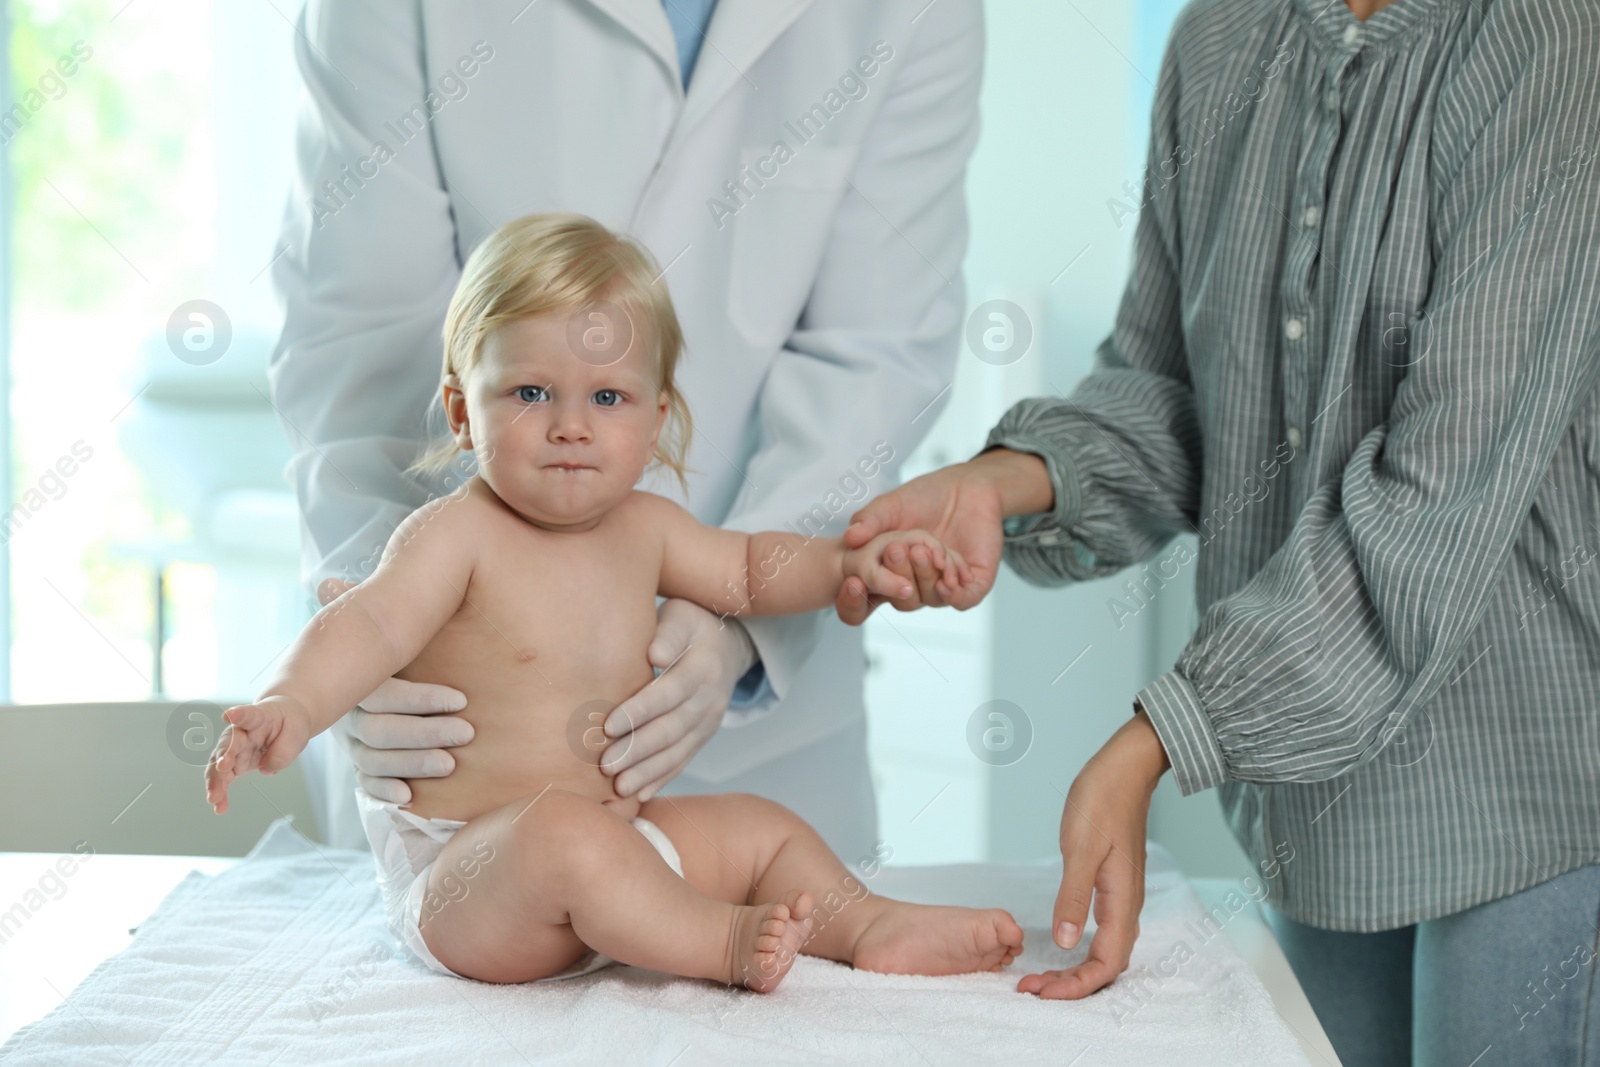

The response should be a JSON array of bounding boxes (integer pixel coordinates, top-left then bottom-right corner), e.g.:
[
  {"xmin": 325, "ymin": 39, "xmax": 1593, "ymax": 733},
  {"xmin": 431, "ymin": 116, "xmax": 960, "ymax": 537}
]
[
  {"xmin": 728, "ymin": 889, "xmax": 814, "ymax": 993},
  {"xmin": 852, "ymin": 902, "xmax": 1024, "ymax": 977}
]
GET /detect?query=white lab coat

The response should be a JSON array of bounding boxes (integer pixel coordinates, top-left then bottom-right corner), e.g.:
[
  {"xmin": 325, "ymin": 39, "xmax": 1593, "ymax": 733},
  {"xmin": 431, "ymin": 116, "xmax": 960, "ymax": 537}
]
[{"xmin": 269, "ymin": 0, "xmax": 983, "ymax": 851}]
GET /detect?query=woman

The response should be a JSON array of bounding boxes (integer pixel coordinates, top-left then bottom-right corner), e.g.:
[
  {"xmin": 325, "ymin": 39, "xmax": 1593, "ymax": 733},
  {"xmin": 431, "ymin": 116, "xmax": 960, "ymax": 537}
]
[{"xmin": 840, "ymin": 0, "xmax": 1600, "ymax": 1063}]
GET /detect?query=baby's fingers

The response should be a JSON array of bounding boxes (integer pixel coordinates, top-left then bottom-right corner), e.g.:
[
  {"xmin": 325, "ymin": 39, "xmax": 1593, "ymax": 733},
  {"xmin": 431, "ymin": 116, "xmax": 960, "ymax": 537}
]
[
  {"xmin": 206, "ymin": 715, "xmax": 265, "ymax": 813},
  {"xmin": 858, "ymin": 558, "xmax": 916, "ymax": 601},
  {"xmin": 223, "ymin": 703, "xmax": 274, "ymax": 734},
  {"xmin": 224, "ymin": 704, "xmax": 291, "ymax": 775},
  {"xmin": 932, "ymin": 545, "xmax": 969, "ymax": 596},
  {"xmin": 205, "ymin": 727, "xmax": 242, "ymax": 813},
  {"xmin": 207, "ymin": 723, "xmax": 240, "ymax": 777},
  {"xmin": 207, "ymin": 770, "xmax": 234, "ymax": 814},
  {"xmin": 939, "ymin": 544, "xmax": 969, "ymax": 583},
  {"xmin": 901, "ymin": 532, "xmax": 948, "ymax": 573}
]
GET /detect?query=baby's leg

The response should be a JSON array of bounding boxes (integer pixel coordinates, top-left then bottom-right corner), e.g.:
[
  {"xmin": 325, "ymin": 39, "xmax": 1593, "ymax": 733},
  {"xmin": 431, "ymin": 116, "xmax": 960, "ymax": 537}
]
[
  {"xmin": 639, "ymin": 793, "xmax": 1024, "ymax": 976},
  {"xmin": 418, "ymin": 789, "xmax": 811, "ymax": 990}
]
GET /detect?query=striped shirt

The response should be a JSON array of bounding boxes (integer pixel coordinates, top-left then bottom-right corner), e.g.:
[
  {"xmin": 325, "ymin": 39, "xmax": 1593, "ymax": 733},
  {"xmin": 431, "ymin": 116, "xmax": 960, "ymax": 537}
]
[{"xmin": 984, "ymin": 0, "xmax": 1600, "ymax": 930}]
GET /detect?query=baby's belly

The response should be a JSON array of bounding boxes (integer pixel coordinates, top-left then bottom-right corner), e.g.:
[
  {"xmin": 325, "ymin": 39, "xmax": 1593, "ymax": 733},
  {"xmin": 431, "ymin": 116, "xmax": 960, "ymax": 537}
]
[
  {"xmin": 395, "ymin": 666, "xmax": 652, "ymax": 824},
  {"xmin": 404, "ymin": 722, "xmax": 638, "ymax": 823}
]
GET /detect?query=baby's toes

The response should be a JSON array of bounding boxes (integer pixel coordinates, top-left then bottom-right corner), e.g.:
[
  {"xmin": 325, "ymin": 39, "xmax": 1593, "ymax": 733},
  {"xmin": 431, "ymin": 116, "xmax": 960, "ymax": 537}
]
[
  {"xmin": 756, "ymin": 919, "xmax": 791, "ymax": 952},
  {"xmin": 977, "ymin": 911, "xmax": 1023, "ymax": 965},
  {"xmin": 982, "ymin": 910, "xmax": 1022, "ymax": 947},
  {"xmin": 780, "ymin": 889, "xmax": 814, "ymax": 927}
]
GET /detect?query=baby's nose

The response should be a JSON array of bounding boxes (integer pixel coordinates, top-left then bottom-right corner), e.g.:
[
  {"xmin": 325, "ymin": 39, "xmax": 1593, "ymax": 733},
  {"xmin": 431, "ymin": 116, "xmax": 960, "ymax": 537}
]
[{"xmin": 549, "ymin": 406, "xmax": 593, "ymax": 441}]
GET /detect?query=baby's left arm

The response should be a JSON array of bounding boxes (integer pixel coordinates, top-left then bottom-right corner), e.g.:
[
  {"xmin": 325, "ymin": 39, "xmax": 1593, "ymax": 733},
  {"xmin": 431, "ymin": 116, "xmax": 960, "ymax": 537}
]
[{"xmin": 645, "ymin": 494, "xmax": 971, "ymax": 618}]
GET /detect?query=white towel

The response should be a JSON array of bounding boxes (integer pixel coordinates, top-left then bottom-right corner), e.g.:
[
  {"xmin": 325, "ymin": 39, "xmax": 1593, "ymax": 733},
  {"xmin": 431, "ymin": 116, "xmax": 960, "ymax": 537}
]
[{"xmin": 1, "ymin": 819, "xmax": 1310, "ymax": 1065}]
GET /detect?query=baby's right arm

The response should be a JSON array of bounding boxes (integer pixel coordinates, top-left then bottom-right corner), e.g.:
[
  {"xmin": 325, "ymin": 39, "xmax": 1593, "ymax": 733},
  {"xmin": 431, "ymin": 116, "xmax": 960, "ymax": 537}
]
[{"xmin": 205, "ymin": 490, "xmax": 479, "ymax": 813}]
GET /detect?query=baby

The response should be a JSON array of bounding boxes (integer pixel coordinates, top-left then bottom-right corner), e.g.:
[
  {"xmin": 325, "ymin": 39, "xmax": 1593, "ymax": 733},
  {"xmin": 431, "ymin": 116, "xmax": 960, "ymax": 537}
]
[{"xmin": 206, "ymin": 213, "xmax": 1023, "ymax": 992}]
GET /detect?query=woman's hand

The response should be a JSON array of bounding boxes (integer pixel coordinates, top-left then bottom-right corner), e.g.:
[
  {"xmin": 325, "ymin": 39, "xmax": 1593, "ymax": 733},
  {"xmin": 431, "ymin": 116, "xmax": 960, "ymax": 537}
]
[
  {"xmin": 318, "ymin": 577, "xmax": 473, "ymax": 806},
  {"xmin": 835, "ymin": 448, "xmax": 1051, "ymax": 624},
  {"xmin": 599, "ymin": 597, "xmax": 757, "ymax": 801},
  {"xmin": 205, "ymin": 695, "xmax": 314, "ymax": 814},
  {"xmin": 1018, "ymin": 710, "xmax": 1171, "ymax": 1000}
]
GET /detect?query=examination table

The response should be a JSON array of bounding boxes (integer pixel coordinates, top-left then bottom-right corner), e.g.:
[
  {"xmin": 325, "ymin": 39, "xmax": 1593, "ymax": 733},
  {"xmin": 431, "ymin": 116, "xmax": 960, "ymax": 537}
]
[
  {"xmin": 0, "ymin": 822, "xmax": 1341, "ymax": 1065},
  {"xmin": 0, "ymin": 702, "xmax": 1335, "ymax": 1064}
]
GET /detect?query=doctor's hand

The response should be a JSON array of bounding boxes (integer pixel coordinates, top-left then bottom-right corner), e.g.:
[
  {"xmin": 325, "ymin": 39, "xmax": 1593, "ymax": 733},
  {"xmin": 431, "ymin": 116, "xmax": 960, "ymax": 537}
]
[
  {"xmin": 318, "ymin": 578, "xmax": 472, "ymax": 806},
  {"xmin": 1019, "ymin": 710, "xmax": 1170, "ymax": 1000},
  {"xmin": 835, "ymin": 447, "xmax": 1051, "ymax": 625},
  {"xmin": 600, "ymin": 597, "xmax": 756, "ymax": 802}
]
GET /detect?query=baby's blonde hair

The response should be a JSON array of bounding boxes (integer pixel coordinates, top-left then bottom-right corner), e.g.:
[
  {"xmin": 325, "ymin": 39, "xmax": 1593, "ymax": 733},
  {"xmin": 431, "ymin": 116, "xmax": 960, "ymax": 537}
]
[{"xmin": 408, "ymin": 212, "xmax": 694, "ymax": 492}]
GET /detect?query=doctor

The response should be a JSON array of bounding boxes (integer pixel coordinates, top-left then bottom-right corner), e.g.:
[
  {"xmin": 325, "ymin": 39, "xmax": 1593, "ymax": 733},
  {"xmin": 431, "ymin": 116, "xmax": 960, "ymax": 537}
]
[{"xmin": 269, "ymin": 0, "xmax": 983, "ymax": 861}]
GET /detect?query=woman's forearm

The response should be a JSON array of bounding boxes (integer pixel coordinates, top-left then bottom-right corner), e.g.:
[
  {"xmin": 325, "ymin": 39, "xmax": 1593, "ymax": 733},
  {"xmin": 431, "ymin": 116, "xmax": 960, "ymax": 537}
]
[{"xmin": 968, "ymin": 447, "xmax": 1055, "ymax": 519}]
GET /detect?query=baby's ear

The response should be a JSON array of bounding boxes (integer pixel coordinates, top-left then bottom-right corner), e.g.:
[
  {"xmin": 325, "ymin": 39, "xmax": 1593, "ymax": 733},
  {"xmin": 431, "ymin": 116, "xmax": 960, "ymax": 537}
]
[
  {"xmin": 442, "ymin": 376, "xmax": 471, "ymax": 441},
  {"xmin": 647, "ymin": 390, "xmax": 669, "ymax": 450}
]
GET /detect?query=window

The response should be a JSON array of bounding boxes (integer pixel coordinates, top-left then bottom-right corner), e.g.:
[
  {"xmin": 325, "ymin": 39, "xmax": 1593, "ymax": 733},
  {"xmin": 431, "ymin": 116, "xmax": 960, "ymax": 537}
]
[{"xmin": 4, "ymin": 0, "xmax": 306, "ymax": 704}]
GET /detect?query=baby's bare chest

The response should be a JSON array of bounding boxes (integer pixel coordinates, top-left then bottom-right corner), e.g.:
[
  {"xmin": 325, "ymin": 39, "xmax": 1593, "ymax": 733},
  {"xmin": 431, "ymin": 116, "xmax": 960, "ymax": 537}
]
[{"xmin": 427, "ymin": 531, "xmax": 663, "ymax": 687}]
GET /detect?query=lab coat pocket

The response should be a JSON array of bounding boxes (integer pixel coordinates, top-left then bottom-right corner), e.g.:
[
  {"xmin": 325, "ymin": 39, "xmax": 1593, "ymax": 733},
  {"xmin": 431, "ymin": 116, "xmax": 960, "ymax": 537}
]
[{"xmin": 726, "ymin": 144, "xmax": 854, "ymax": 350}]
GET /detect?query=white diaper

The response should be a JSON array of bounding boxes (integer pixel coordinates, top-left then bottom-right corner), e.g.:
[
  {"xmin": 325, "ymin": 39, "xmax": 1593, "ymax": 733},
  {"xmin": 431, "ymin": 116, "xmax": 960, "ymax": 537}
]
[{"xmin": 354, "ymin": 788, "xmax": 684, "ymax": 980}]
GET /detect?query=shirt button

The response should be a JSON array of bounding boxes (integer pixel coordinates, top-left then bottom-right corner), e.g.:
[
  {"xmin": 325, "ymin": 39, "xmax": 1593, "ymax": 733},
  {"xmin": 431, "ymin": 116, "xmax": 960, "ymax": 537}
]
[
  {"xmin": 1324, "ymin": 88, "xmax": 1341, "ymax": 111},
  {"xmin": 1287, "ymin": 426, "xmax": 1303, "ymax": 448},
  {"xmin": 1303, "ymin": 205, "xmax": 1320, "ymax": 228},
  {"xmin": 1284, "ymin": 317, "xmax": 1306, "ymax": 341},
  {"xmin": 1343, "ymin": 24, "xmax": 1361, "ymax": 46}
]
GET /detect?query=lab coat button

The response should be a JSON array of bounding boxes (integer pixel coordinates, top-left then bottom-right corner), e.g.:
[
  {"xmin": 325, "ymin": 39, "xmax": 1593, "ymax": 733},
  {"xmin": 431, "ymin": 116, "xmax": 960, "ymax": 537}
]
[{"xmin": 1284, "ymin": 317, "xmax": 1306, "ymax": 341}]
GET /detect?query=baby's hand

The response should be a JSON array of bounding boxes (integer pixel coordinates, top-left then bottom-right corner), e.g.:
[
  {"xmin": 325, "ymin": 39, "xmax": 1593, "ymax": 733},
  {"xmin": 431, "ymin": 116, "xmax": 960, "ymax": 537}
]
[
  {"xmin": 843, "ymin": 529, "xmax": 974, "ymax": 605},
  {"xmin": 204, "ymin": 696, "xmax": 313, "ymax": 814}
]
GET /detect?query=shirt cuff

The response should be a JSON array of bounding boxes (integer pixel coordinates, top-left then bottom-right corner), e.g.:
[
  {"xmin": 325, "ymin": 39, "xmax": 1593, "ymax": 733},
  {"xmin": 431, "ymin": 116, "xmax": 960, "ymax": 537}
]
[
  {"xmin": 978, "ymin": 427, "xmax": 1083, "ymax": 548},
  {"xmin": 1135, "ymin": 669, "xmax": 1227, "ymax": 796},
  {"xmin": 727, "ymin": 659, "xmax": 771, "ymax": 710}
]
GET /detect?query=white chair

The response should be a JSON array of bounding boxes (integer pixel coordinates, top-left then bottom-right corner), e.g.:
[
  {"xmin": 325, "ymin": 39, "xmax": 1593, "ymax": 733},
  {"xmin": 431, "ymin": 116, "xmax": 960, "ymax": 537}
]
[{"xmin": 0, "ymin": 700, "xmax": 320, "ymax": 855}]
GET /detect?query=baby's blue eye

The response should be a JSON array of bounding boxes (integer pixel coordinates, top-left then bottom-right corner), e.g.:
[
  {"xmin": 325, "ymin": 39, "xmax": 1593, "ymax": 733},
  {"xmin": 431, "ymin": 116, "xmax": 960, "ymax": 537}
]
[
  {"xmin": 594, "ymin": 389, "xmax": 621, "ymax": 407},
  {"xmin": 517, "ymin": 385, "xmax": 548, "ymax": 403}
]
